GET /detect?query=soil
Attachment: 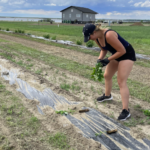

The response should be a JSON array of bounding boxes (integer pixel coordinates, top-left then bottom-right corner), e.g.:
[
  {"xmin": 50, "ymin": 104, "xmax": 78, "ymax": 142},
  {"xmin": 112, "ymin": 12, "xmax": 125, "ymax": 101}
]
[
  {"xmin": 130, "ymin": 22, "xmax": 144, "ymax": 26},
  {"xmin": 0, "ymin": 33, "xmax": 150, "ymax": 149}
]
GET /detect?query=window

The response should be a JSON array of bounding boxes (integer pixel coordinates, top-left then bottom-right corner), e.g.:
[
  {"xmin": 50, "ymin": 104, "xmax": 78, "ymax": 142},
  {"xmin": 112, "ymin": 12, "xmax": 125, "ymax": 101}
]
[
  {"xmin": 76, "ymin": 14, "xmax": 81, "ymax": 17},
  {"xmin": 69, "ymin": 14, "xmax": 71, "ymax": 18},
  {"xmin": 63, "ymin": 14, "xmax": 65, "ymax": 18},
  {"xmin": 86, "ymin": 14, "xmax": 88, "ymax": 18},
  {"xmin": 71, "ymin": 9, "xmax": 73, "ymax": 12}
]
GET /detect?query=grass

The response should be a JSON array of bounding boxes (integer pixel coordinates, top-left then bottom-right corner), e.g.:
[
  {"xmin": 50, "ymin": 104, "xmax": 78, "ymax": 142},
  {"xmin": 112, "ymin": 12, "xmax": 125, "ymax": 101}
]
[
  {"xmin": 0, "ymin": 21, "xmax": 150, "ymax": 55},
  {"xmin": 48, "ymin": 132, "xmax": 70, "ymax": 149}
]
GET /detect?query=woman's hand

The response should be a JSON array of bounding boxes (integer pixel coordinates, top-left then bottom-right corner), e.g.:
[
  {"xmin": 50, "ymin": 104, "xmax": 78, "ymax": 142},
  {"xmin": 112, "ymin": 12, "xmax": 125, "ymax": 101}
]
[{"xmin": 97, "ymin": 58, "xmax": 110, "ymax": 67}]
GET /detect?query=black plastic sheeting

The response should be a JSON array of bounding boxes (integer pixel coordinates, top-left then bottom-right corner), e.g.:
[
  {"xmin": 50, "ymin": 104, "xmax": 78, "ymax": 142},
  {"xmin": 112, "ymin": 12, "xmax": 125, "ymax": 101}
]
[{"xmin": 1, "ymin": 67, "xmax": 150, "ymax": 150}]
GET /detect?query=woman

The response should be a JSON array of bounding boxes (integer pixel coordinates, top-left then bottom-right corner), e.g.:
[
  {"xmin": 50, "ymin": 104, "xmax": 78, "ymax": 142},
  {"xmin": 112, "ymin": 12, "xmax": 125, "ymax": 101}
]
[{"xmin": 82, "ymin": 23, "xmax": 136, "ymax": 121}]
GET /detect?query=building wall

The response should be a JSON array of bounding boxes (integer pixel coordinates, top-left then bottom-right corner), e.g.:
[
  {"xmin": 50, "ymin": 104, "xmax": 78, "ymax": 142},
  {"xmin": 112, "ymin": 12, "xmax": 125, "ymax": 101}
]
[
  {"xmin": 62, "ymin": 7, "xmax": 95, "ymax": 22},
  {"xmin": 83, "ymin": 13, "xmax": 95, "ymax": 22},
  {"xmin": 62, "ymin": 7, "xmax": 82, "ymax": 21}
]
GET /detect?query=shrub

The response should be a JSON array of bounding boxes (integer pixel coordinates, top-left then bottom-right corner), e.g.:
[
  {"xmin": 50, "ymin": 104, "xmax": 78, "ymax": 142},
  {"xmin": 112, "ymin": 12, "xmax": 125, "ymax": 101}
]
[
  {"xmin": 15, "ymin": 29, "xmax": 25, "ymax": 34},
  {"xmin": 86, "ymin": 40, "xmax": 94, "ymax": 47},
  {"xmin": 51, "ymin": 36, "xmax": 56, "ymax": 40},
  {"xmin": 43, "ymin": 34, "xmax": 50, "ymax": 39},
  {"xmin": 76, "ymin": 40, "xmax": 82, "ymax": 45},
  {"xmin": 0, "ymin": 28, "xmax": 1, "ymax": 30},
  {"xmin": 6, "ymin": 28, "xmax": 9, "ymax": 31}
]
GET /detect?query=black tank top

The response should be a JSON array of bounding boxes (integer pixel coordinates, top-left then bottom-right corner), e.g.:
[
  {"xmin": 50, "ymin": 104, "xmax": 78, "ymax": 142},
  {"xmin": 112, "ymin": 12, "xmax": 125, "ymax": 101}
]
[{"xmin": 96, "ymin": 29, "xmax": 129, "ymax": 54}]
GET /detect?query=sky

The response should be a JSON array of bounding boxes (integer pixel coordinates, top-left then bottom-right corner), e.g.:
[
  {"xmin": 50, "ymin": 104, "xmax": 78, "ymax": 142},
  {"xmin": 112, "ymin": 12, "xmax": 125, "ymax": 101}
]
[{"xmin": 0, "ymin": 0, "xmax": 150, "ymax": 19}]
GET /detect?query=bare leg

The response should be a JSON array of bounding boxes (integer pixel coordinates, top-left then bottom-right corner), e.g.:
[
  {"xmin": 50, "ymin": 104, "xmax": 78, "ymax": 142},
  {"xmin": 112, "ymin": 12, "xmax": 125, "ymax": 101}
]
[
  {"xmin": 117, "ymin": 60, "xmax": 134, "ymax": 110},
  {"xmin": 104, "ymin": 60, "xmax": 118, "ymax": 96}
]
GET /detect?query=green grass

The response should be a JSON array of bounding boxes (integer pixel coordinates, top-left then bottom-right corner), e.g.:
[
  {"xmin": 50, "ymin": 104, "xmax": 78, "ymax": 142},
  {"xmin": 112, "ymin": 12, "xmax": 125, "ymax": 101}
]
[
  {"xmin": 0, "ymin": 21, "xmax": 150, "ymax": 55},
  {"xmin": 48, "ymin": 132, "xmax": 70, "ymax": 149}
]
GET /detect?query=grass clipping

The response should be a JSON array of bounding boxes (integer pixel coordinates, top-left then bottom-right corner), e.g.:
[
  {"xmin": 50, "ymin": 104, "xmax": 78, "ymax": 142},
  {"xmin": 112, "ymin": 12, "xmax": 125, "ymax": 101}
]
[{"xmin": 91, "ymin": 63, "xmax": 104, "ymax": 82}]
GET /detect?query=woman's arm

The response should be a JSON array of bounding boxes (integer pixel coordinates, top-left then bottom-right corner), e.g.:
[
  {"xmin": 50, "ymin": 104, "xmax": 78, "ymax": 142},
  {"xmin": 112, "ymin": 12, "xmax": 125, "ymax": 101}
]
[
  {"xmin": 105, "ymin": 31, "xmax": 126, "ymax": 61},
  {"xmin": 95, "ymin": 40, "xmax": 108, "ymax": 60}
]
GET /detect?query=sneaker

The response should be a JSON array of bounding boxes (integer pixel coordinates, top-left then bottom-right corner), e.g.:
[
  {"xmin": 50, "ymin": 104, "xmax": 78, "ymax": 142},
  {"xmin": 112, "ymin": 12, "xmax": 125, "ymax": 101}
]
[
  {"xmin": 97, "ymin": 94, "xmax": 113, "ymax": 102},
  {"xmin": 118, "ymin": 109, "xmax": 131, "ymax": 121}
]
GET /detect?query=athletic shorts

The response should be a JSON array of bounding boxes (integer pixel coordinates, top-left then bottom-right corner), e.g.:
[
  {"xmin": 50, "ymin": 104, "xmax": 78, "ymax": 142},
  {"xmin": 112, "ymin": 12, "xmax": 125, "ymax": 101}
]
[{"xmin": 115, "ymin": 44, "xmax": 136, "ymax": 62}]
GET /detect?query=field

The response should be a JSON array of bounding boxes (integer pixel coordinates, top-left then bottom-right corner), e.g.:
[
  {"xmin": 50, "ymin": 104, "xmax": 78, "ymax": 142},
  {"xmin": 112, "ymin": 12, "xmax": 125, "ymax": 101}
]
[
  {"xmin": 0, "ymin": 21, "xmax": 150, "ymax": 55},
  {"xmin": 0, "ymin": 22, "xmax": 150, "ymax": 150}
]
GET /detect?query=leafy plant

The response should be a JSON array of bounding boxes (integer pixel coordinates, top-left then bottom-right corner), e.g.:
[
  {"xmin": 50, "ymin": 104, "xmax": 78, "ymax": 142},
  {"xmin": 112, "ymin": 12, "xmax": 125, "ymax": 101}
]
[
  {"xmin": 143, "ymin": 109, "xmax": 150, "ymax": 116},
  {"xmin": 95, "ymin": 131, "xmax": 103, "ymax": 137},
  {"xmin": 43, "ymin": 34, "xmax": 50, "ymax": 39},
  {"xmin": 56, "ymin": 110, "xmax": 68, "ymax": 115},
  {"xmin": 6, "ymin": 28, "xmax": 9, "ymax": 31},
  {"xmin": 76, "ymin": 40, "xmax": 82, "ymax": 45},
  {"xmin": 86, "ymin": 40, "xmax": 94, "ymax": 47},
  {"xmin": 91, "ymin": 63, "xmax": 104, "ymax": 82},
  {"xmin": 15, "ymin": 29, "xmax": 25, "ymax": 34},
  {"xmin": 56, "ymin": 108, "xmax": 75, "ymax": 115},
  {"xmin": 51, "ymin": 36, "xmax": 56, "ymax": 40}
]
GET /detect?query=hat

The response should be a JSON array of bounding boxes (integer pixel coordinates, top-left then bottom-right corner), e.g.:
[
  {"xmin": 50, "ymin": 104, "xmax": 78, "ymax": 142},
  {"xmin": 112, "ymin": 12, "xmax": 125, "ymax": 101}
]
[{"xmin": 82, "ymin": 23, "xmax": 96, "ymax": 42}]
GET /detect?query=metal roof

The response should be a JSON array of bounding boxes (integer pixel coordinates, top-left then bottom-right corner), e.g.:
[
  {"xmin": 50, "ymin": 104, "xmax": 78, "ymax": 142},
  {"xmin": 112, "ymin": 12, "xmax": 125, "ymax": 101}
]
[{"xmin": 60, "ymin": 6, "xmax": 98, "ymax": 14}]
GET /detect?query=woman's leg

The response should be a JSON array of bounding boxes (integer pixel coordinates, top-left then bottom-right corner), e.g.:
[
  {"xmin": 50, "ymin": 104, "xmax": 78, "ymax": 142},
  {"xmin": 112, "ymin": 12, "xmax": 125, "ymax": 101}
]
[
  {"xmin": 104, "ymin": 60, "xmax": 118, "ymax": 96},
  {"xmin": 117, "ymin": 60, "xmax": 134, "ymax": 110}
]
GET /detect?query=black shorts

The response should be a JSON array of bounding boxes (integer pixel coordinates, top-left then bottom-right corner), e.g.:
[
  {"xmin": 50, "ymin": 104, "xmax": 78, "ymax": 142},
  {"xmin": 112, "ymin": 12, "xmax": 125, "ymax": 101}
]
[{"xmin": 115, "ymin": 44, "xmax": 136, "ymax": 62}]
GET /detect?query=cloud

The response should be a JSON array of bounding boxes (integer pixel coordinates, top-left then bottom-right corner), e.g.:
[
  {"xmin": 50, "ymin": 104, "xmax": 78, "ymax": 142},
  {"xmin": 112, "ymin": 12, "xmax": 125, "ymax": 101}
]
[
  {"xmin": 128, "ymin": 0, "xmax": 134, "ymax": 3},
  {"xmin": 0, "ymin": 0, "xmax": 8, "ymax": 3},
  {"xmin": 96, "ymin": 10, "xmax": 150, "ymax": 19},
  {"xmin": 44, "ymin": 3, "xmax": 56, "ymax": 6},
  {"xmin": 3, "ymin": 9, "xmax": 61, "ymax": 17},
  {"xmin": 106, "ymin": 12, "xmax": 112, "ymax": 15},
  {"xmin": 134, "ymin": 1, "xmax": 150, "ymax": 7}
]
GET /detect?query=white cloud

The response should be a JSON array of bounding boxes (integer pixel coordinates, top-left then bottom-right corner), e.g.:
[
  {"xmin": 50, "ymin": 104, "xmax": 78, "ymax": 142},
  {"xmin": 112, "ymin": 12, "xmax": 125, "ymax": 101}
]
[
  {"xmin": 96, "ymin": 10, "xmax": 150, "ymax": 19},
  {"xmin": 3, "ymin": 9, "xmax": 61, "ymax": 17},
  {"xmin": 106, "ymin": 12, "xmax": 112, "ymax": 15},
  {"xmin": 134, "ymin": 1, "xmax": 150, "ymax": 7},
  {"xmin": 134, "ymin": 2, "xmax": 143, "ymax": 7},
  {"xmin": 128, "ymin": 0, "xmax": 134, "ymax": 3},
  {"xmin": 0, "ymin": 0, "xmax": 8, "ymax": 3},
  {"xmin": 141, "ymin": 0, "xmax": 150, "ymax": 7},
  {"xmin": 44, "ymin": 3, "xmax": 56, "ymax": 6}
]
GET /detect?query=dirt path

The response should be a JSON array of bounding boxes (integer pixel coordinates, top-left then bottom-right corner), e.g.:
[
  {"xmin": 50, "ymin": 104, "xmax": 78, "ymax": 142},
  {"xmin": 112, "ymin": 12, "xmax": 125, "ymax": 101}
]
[{"xmin": 0, "ymin": 33, "xmax": 150, "ymax": 86}]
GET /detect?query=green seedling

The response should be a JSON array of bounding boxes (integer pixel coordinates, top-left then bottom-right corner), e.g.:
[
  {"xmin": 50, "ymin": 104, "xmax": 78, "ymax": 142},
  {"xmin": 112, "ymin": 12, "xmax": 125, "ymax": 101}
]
[
  {"xmin": 68, "ymin": 108, "xmax": 75, "ymax": 115},
  {"xmin": 95, "ymin": 131, "xmax": 103, "ymax": 137},
  {"xmin": 56, "ymin": 109, "xmax": 75, "ymax": 115},
  {"xmin": 91, "ymin": 63, "xmax": 104, "ymax": 82},
  {"xmin": 56, "ymin": 110, "xmax": 68, "ymax": 115}
]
